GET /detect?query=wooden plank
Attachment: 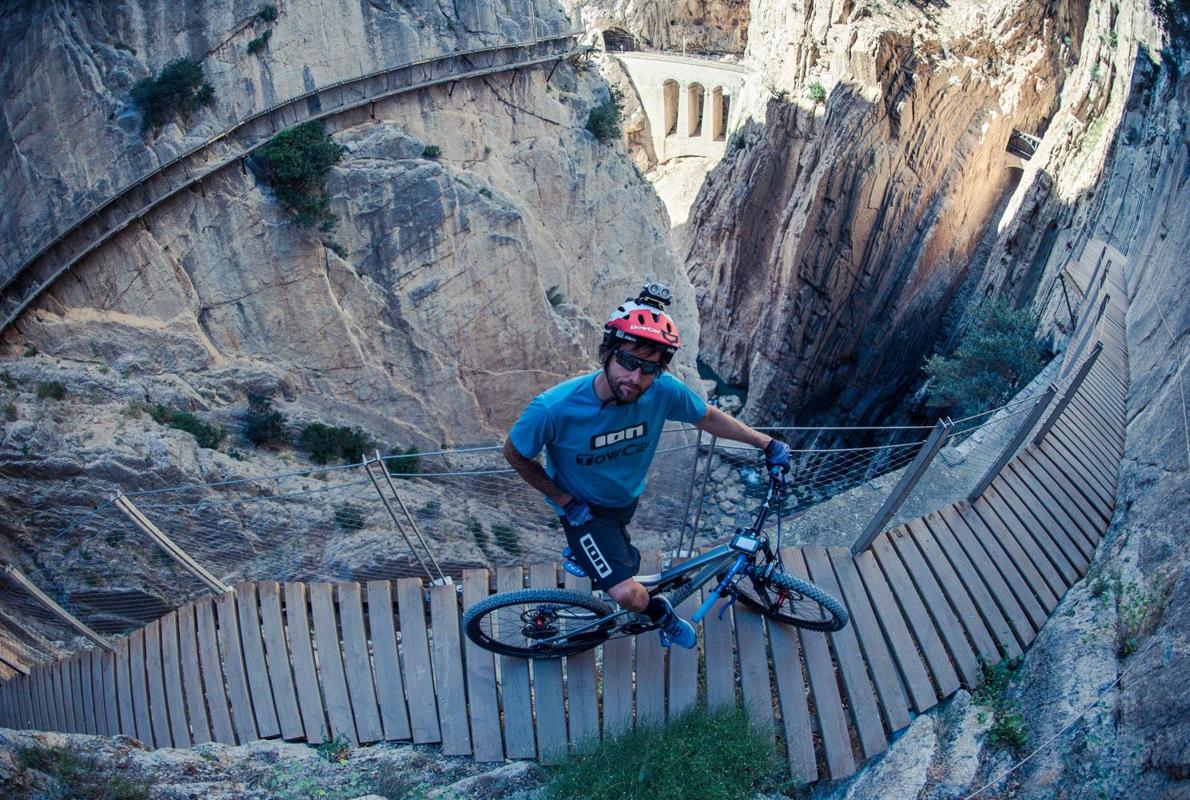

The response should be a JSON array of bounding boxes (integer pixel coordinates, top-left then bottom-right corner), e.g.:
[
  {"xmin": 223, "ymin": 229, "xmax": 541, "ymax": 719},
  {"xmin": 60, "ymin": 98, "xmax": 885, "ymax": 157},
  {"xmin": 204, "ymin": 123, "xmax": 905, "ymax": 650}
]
[
  {"xmin": 966, "ymin": 498, "xmax": 1059, "ymax": 616},
  {"xmin": 99, "ymin": 649, "xmax": 120, "ymax": 737},
  {"xmin": 337, "ymin": 582, "xmax": 383, "ymax": 744},
  {"xmin": 853, "ymin": 550, "xmax": 937, "ymax": 712},
  {"xmin": 870, "ymin": 534, "xmax": 961, "ymax": 698},
  {"xmin": 114, "ymin": 636, "xmax": 136, "ymax": 736},
  {"xmin": 78, "ymin": 652, "xmax": 98, "ymax": 735},
  {"xmin": 665, "ymin": 558, "xmax": 701, "ymax": 720},
  {"xmin": 804, "ymin": 547, "xmax": 887, "ymax": 758},
  {"xmin": 785, "ymin": 549, "xmax": 855, "ymax": 779},
  {"xmin": 1015, "ymin": 454, "xmax": 1103, "ymax": 549},
  {"xmin": 528, "ymin": 564, "xmax": 567, "ymax": 760},
  {"xmin": 563, "ymin": 571, "xmax": 599, "ymax": 747},
  {"xmin": 396, "ymin": 577, "xmax": 442, "ymax": 745},
  {"xmin": 904, "ymin": 520, "xmax": 1001, "ymax": 667},
  {"xmin": 633, "ymin": 554, "xmax": 667, "ymax": 728},
  {"xmin": 159, "ymin": 611, "xmax": 190, "ymax": 747},
  {"xmin": 1052, "ymin": 410, "xmax": 1119, "ymax": 485},
  {"xmin": 491, "ymin": 568, "xmax": 534, "ymax": 754},
  {"xmin": 89, "ymin": 649, "xmax": 109, "ymax": 736},
  {"xmin": 1004, "ymin": 462, "xmax": 1096, "ymax": 561},
  {"xmin": 702, "ymin": 572, "xmax": 738, "ymax": 712},
  {"xmin": 258, "ymin": 582, "xmax": 305, "ymax": 740},
  {"xmin": 1073, "ymin": 379, "xmax": 1125, "ymax": 428},
  {"xmin": 144, "ymin": 620, "xmax": 172, "ymax": 747},
  {"xmin": 195, "ymin": 596, "xmax": 236, "ymax": 744},
  {"xmin": 308, "ymin": 581, "xmax": 357, "ymax": 744},
  {"xmin": 1021, "ymin": 446, "xmax": 1110, "ymax": 528},
  {"xmin": 769, "ymin": 613, "xmax": 818, "ymax": 784},
  {"xmin": 979, "ymin": 487, "xmax": 1070, "ymax": 600},
  {"xmin": 429, "ymin": 581, "xmax": 472, "ymax": 756},
  {"xmin": 29, "ymin": 665, "xmax": 47, "ymax": 731},
  {"xmin": 50, "ymin": 659, "xmax": 69, "ymax": 732},
  {"xmin": 364, "ymin": 580, "xmax": 411, "ymax": 742},
  {"xmin": 128, "ymin": 629, "xmax": 154, "ymax": 743},
  {"xmin": 461, "ymin": 570, "xmax": 503, "ymax": 761},
  {"xmin": 61, "ymin": 656, "xmax": 79, "ymax": 733},
  {"xmin": 234, "ymin": 583, "xmax": 281, "ymax": 739},
  {"xmin": 177, "ymin": 602, "xmax": 212, "ymax": 744},
  {"xmin": 215, "ymin": 589, "xmax": 260, "ymax": 744},
  {"xmin": 998, "ymin": 466, "xmax": 1089, "ymax": 571},
  {"xmin": 38, "ymin": 664, "xmax": 56, "ymax": 732},
  {"xmin": 989, "ymin": 476, "xmax": 1082, "ymax": 582},
  {"xmin": 734, "ymin": 601, "xmax": 774, "ymax": 734},
  {"xmin": 282, "ymin": 582, "xmax": 329, "ymax": 744},
  {"xmin": 57, "ymin": 660, "xmax": 74, "ymax": 732},
  {"xmin": 828, "ymin": 548, "xmax": 912, "ymax": 733},
  {"xmin": 601, "ymin": 626, "xmax": 635, "ymax": 737},
  {"xmin": 925, "ymin": 511, "xmax": 1023, "ymax": 658}
]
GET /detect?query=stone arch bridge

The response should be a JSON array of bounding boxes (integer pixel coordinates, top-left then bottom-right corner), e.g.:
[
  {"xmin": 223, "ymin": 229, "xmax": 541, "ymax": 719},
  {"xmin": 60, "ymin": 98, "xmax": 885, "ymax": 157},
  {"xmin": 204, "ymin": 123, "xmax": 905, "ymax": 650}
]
[{"xmin": 613, "ymin": 51, "xmax": 751, "ymax": 161}]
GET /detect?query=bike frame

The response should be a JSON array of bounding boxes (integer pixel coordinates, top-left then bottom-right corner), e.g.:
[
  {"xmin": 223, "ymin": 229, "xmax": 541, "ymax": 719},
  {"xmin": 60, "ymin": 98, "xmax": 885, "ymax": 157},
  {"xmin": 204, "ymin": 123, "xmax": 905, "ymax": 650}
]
[{"xmin": 531, "ymin": 471, "xmax": 788, "ymax": 647}]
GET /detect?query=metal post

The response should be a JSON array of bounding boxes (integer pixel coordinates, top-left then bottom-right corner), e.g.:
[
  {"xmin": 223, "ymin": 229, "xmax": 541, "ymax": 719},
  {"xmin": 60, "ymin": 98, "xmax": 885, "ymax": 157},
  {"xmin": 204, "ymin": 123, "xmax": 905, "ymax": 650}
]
[
  {"xmin": 114, "ymin": 495, "xmax": 231, "ymax": 595},
  {"xmin": 1058, "ymin": 273, "xmax": 1076, "ymax": 328},
  {"xmin": 1033, "ymin": 342, "xmax": 1104, "ymax": 446},
  {"xmin": 367, "ymin": 453, "xmax": 449, "ymax": 585},
  {"xmin": 687, "ymin": 435, "xmax": 719, "ymax": 555},
  {"xmin": 968, "ymin": 385, "xmax": 1058, "ymax": 502},
  {"xmin": 674, "ymin": 428, "xmax": 704, "ymax": 558},
  {"xmin": 2, "ymin": 564, "xmax": 112, "ymax": 651},
  {"xmin": 1061, "ymin": 293, "xmax": 1110, "ymax": 379},
  {"xmin": 852, "ymin": 419, "xmax": 954, "ymax": 555}
]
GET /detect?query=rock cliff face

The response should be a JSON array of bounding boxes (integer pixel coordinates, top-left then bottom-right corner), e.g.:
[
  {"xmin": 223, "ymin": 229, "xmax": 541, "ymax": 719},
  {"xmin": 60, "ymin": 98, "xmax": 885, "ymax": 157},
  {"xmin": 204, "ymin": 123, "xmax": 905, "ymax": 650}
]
[
  {"xmin": 0, "ymin": 1, "xmax": 697, "ymax": 448},
  {"xmin": 563, "ymin": 0, "xmax": 749, "ymax": 54},
  {"xmin": 686, "ymin": 0, "xmax": 1092, "ymax": 428}
]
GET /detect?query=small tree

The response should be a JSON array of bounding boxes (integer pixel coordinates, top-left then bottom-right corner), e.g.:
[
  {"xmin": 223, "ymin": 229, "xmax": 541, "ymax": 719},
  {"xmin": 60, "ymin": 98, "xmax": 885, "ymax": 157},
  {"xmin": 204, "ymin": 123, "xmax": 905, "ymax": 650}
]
[
  {"xmin": 808, "ymin": 80, "xmax": 827, "ymax": 105},
  {"xmin": 586, "ymin": 89, "xmax": 623, "ymax": 143},
  {"xmin": 254, "ymin": 121, "xmax": 345, "ymax": 229},
  {"xmin": 385, "ymin": 445, "xmax": 420, "ymax": 476},
  {"xmin": 491, "ymin": 522, "xmax": 521, "ymax": 555},
  {"xmin": 299, "ymin": 422, "xmax": 374, "ymax": 464},
  {"xmin": 923, "ymin": 300, "xmax": 1045, "ymax": 418},
  {"xmin": 242, "ymin": 393, "xmax": 287, "ymax": 447},
  {"xmin": 131, "ymin": 58, "xmax": 214, "ymax": 131}
]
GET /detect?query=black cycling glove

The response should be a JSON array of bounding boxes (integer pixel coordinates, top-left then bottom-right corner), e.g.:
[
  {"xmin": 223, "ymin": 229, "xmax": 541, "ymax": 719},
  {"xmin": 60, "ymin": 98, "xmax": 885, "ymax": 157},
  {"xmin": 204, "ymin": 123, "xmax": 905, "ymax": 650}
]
[{"xmin": 764, "ymin": 439, "xmax": 791, "ymax": 474}]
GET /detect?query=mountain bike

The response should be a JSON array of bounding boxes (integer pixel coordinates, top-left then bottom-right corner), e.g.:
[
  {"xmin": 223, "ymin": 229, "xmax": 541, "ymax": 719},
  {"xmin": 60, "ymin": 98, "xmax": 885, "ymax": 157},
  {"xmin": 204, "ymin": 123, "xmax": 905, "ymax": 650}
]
[{"xmin": 462, "ymin": 469, "xmax": 849, "ymax": 658}]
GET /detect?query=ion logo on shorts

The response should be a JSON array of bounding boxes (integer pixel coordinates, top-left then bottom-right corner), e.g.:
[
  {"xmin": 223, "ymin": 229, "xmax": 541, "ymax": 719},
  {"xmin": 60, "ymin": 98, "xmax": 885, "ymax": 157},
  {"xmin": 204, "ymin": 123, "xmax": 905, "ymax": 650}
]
[
  {"xmin": 590, "ymin": 422, "xmax": 647, "ymax": 450},
  {"xmin": 579, "ymin": 533, "xmax": 613, "ymax": 578}
]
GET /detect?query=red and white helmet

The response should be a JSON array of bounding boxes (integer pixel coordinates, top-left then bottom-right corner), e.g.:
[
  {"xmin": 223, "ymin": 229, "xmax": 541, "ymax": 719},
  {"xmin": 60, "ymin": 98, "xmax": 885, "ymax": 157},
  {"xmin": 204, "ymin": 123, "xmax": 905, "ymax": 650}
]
[{"xmin": 602, "ymin": 282, "xmax": 682, "ymax": 356}]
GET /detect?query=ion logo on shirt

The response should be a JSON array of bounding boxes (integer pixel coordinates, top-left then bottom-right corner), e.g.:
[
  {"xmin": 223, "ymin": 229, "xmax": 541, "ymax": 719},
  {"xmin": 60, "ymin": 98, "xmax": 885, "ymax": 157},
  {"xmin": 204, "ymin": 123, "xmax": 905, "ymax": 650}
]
[{"xmin": 590, "ymin": 422, "xmax": 647, "ymax": 450}]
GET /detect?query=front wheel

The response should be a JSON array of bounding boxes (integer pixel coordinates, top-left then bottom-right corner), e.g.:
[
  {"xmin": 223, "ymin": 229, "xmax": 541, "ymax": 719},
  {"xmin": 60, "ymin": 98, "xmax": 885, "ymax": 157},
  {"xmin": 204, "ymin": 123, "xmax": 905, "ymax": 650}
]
[
  {"xmin": 463, "ymin": 589, "xmax": 614, "ymax": 658},
  {"xmin": 732, "ymin": 568, "xmax": 849, "ymax": 631}
]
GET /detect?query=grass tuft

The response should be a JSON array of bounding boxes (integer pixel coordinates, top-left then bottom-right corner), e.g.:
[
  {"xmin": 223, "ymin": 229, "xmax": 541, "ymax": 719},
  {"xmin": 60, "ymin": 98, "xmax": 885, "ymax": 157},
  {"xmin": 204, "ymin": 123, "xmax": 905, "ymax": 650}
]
[
  {"xmin": 545, "ymin": 705, "xmax": 781, "ymax": 800},
  {"xmin": 17, "ymin": 744, "xmax": 151, "ymax": 799}
]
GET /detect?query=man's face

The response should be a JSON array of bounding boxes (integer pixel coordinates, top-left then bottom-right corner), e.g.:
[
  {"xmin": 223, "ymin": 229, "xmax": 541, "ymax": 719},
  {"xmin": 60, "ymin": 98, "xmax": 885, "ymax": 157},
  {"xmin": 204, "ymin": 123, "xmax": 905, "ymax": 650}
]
[{"xmin": 605, "ymin": 343, "xmax": 663, "ymax": 404}]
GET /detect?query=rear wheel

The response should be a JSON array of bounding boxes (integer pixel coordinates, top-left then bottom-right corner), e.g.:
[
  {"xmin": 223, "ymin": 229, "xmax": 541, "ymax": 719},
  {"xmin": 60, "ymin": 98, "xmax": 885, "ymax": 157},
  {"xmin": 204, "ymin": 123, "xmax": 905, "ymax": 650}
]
[
  {"xmin": 732, "ymin": 567, "xmax": 849, "ymax": 631},
  {"xmin": 463, "ymin": 589, "xmax": 614, "ymax": 658}
]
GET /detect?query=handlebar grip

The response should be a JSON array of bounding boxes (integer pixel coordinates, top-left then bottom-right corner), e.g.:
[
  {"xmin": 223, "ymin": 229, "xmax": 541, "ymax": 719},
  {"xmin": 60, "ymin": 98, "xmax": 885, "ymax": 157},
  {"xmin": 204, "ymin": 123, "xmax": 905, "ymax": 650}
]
[{"xmin": 692, "ymin": 589, "xmax": 720, "ymax": 623}]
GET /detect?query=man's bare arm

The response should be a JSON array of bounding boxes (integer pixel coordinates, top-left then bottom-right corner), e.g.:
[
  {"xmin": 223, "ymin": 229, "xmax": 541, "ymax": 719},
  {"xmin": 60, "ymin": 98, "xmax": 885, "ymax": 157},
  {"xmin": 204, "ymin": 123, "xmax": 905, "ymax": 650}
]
[
  {"xmin": 502, "ymin": 439, "xmax": 573, "ymax": 507},
  {"xmin": 695, "ymin": 405, "xmax": 774, "ymax": 450}
]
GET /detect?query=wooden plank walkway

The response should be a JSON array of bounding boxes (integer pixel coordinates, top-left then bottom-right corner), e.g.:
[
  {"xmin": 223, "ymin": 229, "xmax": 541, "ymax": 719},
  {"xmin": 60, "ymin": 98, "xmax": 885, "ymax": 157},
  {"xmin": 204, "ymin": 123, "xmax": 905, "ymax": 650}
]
[{"xmin": 0, "ymin": 252, "xmax": 1130, "ymax": 789}]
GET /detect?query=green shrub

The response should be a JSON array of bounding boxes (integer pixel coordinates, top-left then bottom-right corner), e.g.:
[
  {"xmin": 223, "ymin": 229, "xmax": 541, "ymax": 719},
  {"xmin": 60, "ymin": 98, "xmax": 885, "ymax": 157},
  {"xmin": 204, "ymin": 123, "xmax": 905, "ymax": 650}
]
[
  {"xmin": 131, "ymin": 57, "xmax": 214, "ymax": 132},
  {"xmin": 255, "ymin": 120, "xmax": 345, "ymax": 229},
  {"xmin": 16, "ymin": 744, "xmax": 151, "ymax": 800},
  {"xmin": 324, "ymin": 240, "xmax": 349, "ymax": 258},
  {"xmin": 36, "ymin": 380, "xmax": 66, "ymax": 400},
  {"xmin": 546, "ymin": 705, "xmax": 783, "ymax": 800},
  {"xmin": 247, "ymin": 30, "xmax": 272, "ymax": 54},
  {"xmin": 546, "ymin": 285, "xmax": 566, "ymax": 306},
  {"xmin": 808, "ymin": 80, "xmax": 827, "ymax": 104},
  {"xmin": 478, "ymin": 186, "xmax": 493, "ymax": 199},
  {"xmin": 385, "ymin": 445, "xmax": 420, "ymax": 475},
  {"xmin": 23, "ymin": 345, "xmax": 37, "ymax": 357},
  {"xmin": 316, "ymin": 732, "xmax": 353, "ymax": 763},
  {"xmin": 150, "ymin": 405, "xmax": 226, "ymax": 449},
  {"xmin": 421, "ymin": 144, "xmax": 442, "ymax": 158},
  {"xmin": 973, "ymin": 658, "xmax": 1028, "ymax": 755},
  {"xmin": 490, "ymin": 522, "xmax": 522, "ymax": 554},
  {"xmin": 466, "ymin": 516, "xmax": 489, "ymax": 551},
  {"xmin": 1115, "ymin": 576, "xmax": 1172, "ymax": 657},
  {"xmin": 258, "ymin": 4, "xmax": 279, "ymax": 22},
  {"xmin": 987, "ymin": 710, "xmax": 1028, "ymax": 754},
  {"xmin": 242, "ymin": 393, "xmax": 287, "ymax": 447},
  {"xmin": 299, "ymin": 422, "xmax": 373, "ymax": 464},
  {"xmin": 334, "ymin": 503, "xmax": 366, "ymax": 532},
  {"xmin": 923, "ymin": 300, "xmax": 1045, "ymax": 418},
  {"xmin": 586, "ymin": 89, "xmax": 623, "ymax": 142}
]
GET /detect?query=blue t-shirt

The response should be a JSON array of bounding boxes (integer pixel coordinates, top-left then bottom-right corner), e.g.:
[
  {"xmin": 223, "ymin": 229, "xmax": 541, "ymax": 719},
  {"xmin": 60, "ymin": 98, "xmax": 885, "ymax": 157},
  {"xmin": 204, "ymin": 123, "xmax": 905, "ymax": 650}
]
[{"xmin": 508, "ymin": 371, "xmax": 708, "ymax": 509}]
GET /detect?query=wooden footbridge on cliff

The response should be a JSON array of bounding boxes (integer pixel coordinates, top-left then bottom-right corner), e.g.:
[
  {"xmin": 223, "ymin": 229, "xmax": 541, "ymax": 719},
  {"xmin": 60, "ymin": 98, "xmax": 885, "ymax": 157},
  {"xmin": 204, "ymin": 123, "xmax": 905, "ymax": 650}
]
[
  {"xmin": 0, "ymin": 241, "xmax": 1130, "ymax": 786},
  {"xmin": 0, "ymin": 30, "xmax": 583, "ymax": 334}
]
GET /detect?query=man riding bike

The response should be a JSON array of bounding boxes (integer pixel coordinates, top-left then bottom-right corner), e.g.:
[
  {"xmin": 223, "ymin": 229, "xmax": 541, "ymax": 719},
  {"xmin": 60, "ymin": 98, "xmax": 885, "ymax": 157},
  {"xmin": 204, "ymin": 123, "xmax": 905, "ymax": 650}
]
[{"xmin": 503, "ymin": 283, "xmax": 792, "ymax": 649}]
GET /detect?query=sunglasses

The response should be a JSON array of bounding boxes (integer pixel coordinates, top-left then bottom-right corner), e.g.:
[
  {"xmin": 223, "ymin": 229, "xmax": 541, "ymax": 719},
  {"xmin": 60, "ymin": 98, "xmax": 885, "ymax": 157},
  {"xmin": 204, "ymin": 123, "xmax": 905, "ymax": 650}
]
[{"xmin": 613, "ymin": 350, "xmax": 665, "ymax": 376}]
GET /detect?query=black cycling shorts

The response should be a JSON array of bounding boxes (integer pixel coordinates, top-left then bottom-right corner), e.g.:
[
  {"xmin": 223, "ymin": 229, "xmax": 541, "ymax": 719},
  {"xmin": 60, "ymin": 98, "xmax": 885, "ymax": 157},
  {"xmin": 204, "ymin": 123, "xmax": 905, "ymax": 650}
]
[{"xmin": 560, "ymin": 499, "xmax": 641, "ymax": 591}]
